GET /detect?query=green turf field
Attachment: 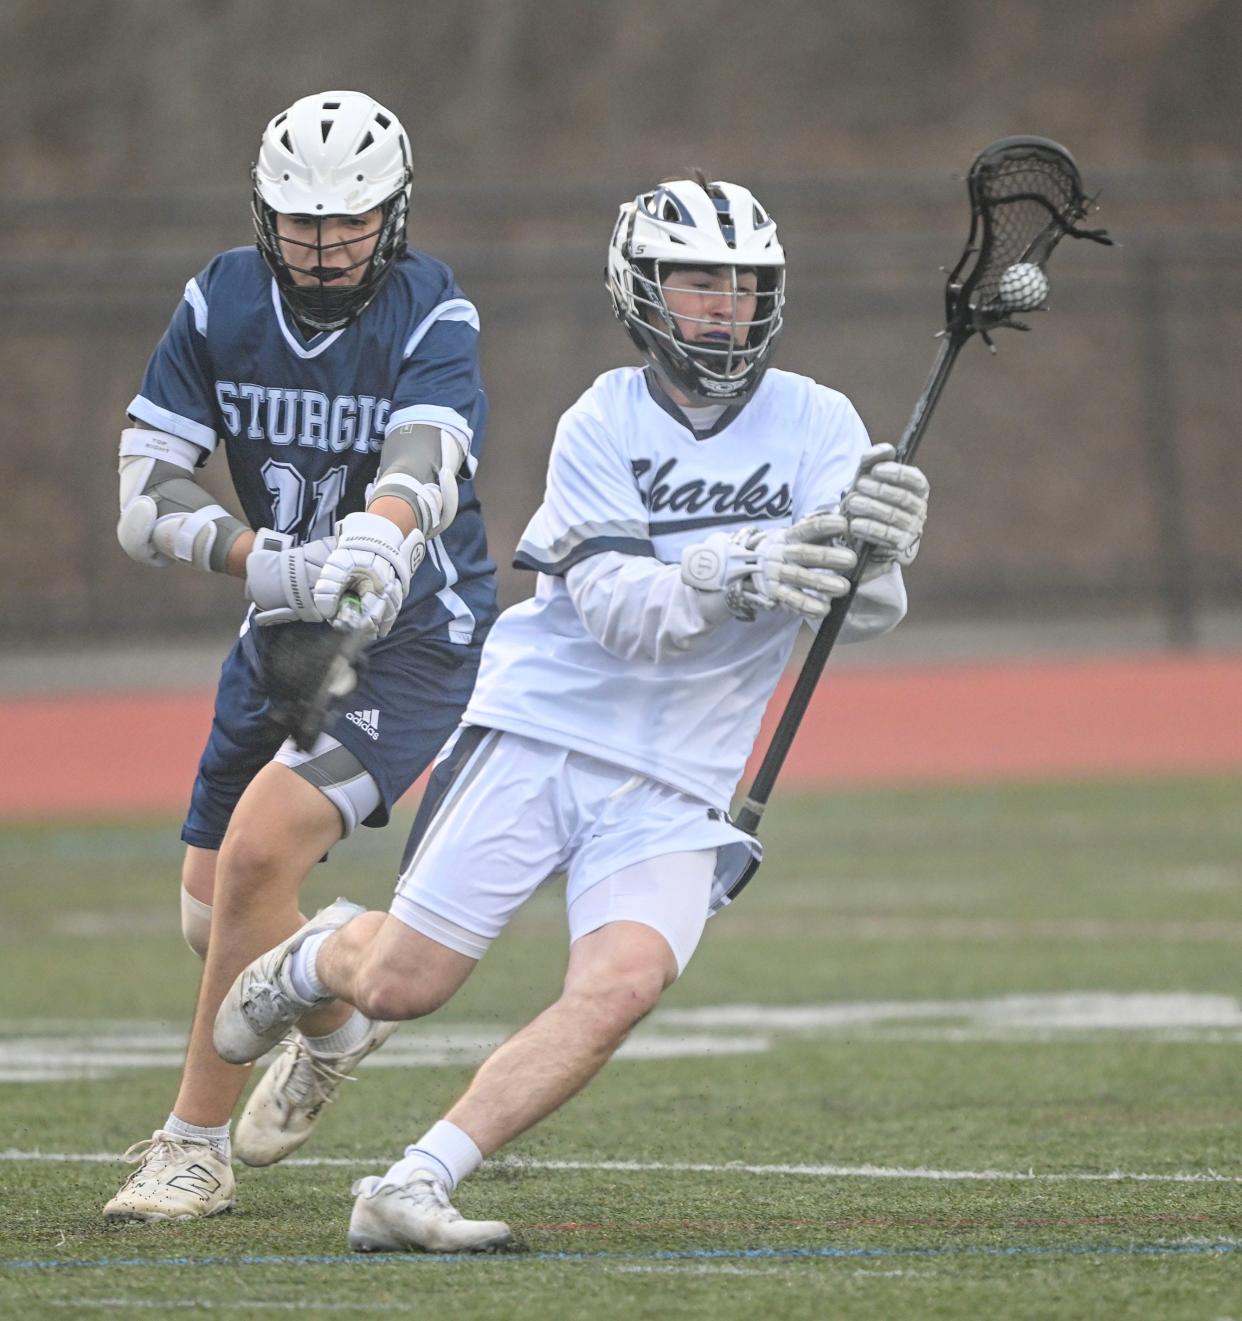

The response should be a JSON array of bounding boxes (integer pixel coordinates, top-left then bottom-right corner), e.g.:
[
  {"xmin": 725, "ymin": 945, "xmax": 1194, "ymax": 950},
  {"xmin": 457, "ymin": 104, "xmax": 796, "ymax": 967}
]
[{"xmin": 2, "ymin": 778, "xmax": 1241, "ymax": 1319}]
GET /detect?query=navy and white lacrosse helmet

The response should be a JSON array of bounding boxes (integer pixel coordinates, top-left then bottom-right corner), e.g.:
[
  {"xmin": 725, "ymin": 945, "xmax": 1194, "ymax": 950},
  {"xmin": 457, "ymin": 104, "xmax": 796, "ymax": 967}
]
[
  {"xmin": 252, "ymin": 90, "xmax": 413, "ymax": 332},
  {"xmin": 606, "ymin": 177, "xmax": 786, "ymax": 405}
]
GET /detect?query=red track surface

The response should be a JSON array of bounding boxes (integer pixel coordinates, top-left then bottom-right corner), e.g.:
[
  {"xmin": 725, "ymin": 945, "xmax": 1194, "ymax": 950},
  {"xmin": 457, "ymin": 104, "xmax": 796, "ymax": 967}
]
[{"xmin": 2, "ymin": 654, "xmax": 1240, "ymax": 819}]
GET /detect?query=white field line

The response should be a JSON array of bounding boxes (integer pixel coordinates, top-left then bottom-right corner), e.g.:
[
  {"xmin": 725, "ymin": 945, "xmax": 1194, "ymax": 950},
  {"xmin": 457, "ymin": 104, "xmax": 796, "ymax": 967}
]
[
  {"xmin": 45, "ymin": 908, "xmax": 1242, "ymax": 942},
  {"xmin": 658, "ymin": 992, "xmax": 1242, "ymax": 1031},
  {"xmin": 6, "ymin": 994, "xmax": 1242, "ymax": 1083},
  {"xmin": 3, "ymin": 1149, "xmax": 1240, "ymax": 1185},
  {"xmin": 0, "ymin": 1033, "xmax": 767, "ymax": 1082},
  {"xmin": 7, "ymin": 992, "xmax": 1241, "ymax": 1038}
]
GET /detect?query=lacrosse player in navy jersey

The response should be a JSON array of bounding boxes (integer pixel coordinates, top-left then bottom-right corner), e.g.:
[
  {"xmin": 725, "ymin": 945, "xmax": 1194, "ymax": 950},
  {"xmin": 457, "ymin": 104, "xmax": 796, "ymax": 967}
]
[
  {"xmin": 214, "ymin": 173, "xmax": 930, "ymax": 1251},
  {"xmin": 103, "ymin": 91, "xmax": 498, "ymax": 1222}
]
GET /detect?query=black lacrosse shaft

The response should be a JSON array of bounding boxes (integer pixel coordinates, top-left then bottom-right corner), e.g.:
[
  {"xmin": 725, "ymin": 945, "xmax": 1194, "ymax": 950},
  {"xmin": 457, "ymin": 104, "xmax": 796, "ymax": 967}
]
[{"xmin": 734, "ymin": 333, "xmax": 964, "ymax": 838}]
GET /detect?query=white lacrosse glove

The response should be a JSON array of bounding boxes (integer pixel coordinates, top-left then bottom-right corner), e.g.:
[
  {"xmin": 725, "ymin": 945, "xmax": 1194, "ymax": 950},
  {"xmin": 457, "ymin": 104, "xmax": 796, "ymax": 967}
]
[
  {"xmin": 312, "ymin": 511, "xmax": 426, "ymax": 640},
  {"xmin": 244, "ymin": 530, "xmax": 337, "ymax": 626},
  {"xmin": 841, "ymin": 443, "xmax": 929, "ymax": 569},
  {"xmin": 680, "ymin": 512, "xmax": 857, "ymax": 623}
]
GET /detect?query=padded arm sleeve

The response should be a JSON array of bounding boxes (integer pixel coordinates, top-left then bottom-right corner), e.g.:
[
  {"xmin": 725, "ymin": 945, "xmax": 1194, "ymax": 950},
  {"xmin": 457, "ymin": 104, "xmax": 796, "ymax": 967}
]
[
  {"xmin": 117, "ymin": 427, "xmax": 246, "ymax": 572},
  {"xmin": 369, "ymin": 422, "xmax": 469, "ymax": 538},
  {"xmin": 564, "ymin": 550, "xmax": 721, "ymax": 664}
]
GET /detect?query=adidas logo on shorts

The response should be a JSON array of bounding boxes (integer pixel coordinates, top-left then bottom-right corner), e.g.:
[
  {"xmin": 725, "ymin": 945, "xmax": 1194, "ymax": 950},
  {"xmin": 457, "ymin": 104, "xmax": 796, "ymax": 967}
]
[{"xmin": 346, "ymin": 708, "xmax": 381, "ymax": 741}]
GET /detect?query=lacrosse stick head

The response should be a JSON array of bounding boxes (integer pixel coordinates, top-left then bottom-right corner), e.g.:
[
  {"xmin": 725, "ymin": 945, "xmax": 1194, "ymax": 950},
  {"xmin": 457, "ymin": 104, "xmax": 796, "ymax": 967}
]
[
  {"xmin": 260, "ymin": 596, "xmax": 370, "ymax": 753},
  {"xmin": 944, "ymin": 135, "xmax": 1113, "ymax": 341}
]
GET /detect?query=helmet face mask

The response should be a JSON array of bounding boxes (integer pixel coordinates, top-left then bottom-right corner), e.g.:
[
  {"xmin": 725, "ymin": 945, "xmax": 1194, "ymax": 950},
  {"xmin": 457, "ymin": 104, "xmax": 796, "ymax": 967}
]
[
  {"xmin": 634, "ymin": 260, "xmax": 785, "ymax": 402},
  {"xmin": 251, "ymin": 91, "xmax": 413, "ymax": 333},
  {"xmin": 607, "ymin": 179, "xmax": 786, "ymax": 405}
]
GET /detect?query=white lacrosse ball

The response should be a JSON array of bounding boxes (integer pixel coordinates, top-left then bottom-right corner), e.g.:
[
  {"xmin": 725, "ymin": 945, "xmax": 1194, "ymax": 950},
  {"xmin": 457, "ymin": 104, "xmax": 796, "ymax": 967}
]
[{"xmin": 997, "ymin": 262, "xmax": 1049, "ymax": 311}]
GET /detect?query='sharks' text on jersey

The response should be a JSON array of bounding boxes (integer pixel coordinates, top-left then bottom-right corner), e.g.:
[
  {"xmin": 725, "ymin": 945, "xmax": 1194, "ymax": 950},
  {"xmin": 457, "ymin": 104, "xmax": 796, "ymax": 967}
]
[{"xmin": 634, "ymin": 457, "xmax": 792, "ymax": 529}]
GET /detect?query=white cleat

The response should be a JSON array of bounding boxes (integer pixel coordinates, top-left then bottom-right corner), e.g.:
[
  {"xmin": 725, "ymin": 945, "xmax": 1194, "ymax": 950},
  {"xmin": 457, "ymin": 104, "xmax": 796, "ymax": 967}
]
[
  {"xmin": 102, "ymin": 1131, "xmax": 235, "ymax": 1223},
  {"xmin": 348, "ymin": 1170, "xmax": 518, "ymax": 1254},
  {"xmin": 234, "ymin": 1019, "xmax": 400, "ymax": 1167},
  {"xmin": 213, "ymin": 898, "xmax": 364, "ymax": 1065}
]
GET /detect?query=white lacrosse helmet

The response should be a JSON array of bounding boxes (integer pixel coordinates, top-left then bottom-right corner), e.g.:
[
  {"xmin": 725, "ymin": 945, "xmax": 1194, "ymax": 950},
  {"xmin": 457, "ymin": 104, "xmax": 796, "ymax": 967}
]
[
  {"xmin": 607, "ymin": 177, "xmax": 786, "ymax": 404},
  {"xmin": 251, "ymin": 90, "xmax": 413, "ymax": 331}
]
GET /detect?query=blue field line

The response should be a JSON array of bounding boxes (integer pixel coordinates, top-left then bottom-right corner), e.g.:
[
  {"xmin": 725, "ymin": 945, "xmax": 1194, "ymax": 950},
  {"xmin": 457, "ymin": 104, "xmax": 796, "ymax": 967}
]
[{"xmin": 4, "ymin": 1240, "xmax": 1241, "ymax": 1272}]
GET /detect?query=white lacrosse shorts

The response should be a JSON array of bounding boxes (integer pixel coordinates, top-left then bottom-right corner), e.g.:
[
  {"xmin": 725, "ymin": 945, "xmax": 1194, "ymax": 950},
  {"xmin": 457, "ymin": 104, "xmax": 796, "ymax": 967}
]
[{"xmin": 390, "ymin": 729, "xmax": 756, "ymax": 974}]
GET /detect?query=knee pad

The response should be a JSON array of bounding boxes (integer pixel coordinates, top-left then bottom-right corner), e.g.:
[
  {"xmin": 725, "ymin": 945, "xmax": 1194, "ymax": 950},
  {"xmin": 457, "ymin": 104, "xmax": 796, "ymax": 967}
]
[{"xmin": 181, "ymin": 887, "xmax": 213, "ymax": 959}]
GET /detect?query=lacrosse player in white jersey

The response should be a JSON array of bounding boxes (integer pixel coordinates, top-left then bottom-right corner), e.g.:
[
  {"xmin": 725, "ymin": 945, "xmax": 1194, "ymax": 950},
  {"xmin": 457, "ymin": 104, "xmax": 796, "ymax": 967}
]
[{"xmin": 214, "ymin": 171, "xmax": 930, "ymax": 1252}]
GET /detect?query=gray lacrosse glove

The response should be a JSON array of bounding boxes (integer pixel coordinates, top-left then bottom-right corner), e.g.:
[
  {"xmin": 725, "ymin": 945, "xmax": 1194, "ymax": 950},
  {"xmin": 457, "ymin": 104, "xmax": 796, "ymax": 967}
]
[
  {"xmin": 841, "ymin": 443, "xmax": 929, "ymax": 569},
  {"xmin": 680, "ymin": 512, "xmax": 857, "ymax": 623},
  {"xmin": 245, "ymin": 530, "xmax": 338, "ymax": 626},
  {"xmin": 313, "ymin": 512, "xmax": 426, "ymax": 641}
]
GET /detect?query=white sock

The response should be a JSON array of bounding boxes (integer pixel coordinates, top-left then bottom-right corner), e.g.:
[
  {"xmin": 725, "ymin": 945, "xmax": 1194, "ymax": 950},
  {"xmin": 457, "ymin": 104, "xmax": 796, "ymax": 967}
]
[
  {"xmin": 164, "ymin": 1113, "xmax": 230, "ymax": 1160},
  {"xmin": 383, "ymin": 1120, "xmax": 483, "ymax": 1192},
  {"xmin": 304, "ymin": 1009, "xmax": 372, "ymax": 1059},
  {"xmin": 288, "ymin": 931, "xmax": 332, "ymax": 1003}
]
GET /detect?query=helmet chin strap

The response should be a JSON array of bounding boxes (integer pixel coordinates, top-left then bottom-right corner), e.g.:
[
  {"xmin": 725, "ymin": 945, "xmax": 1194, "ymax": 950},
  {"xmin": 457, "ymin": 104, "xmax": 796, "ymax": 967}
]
[{"xmin": 650, "ymin": 362, "xmax": 732, "ymax": 410}]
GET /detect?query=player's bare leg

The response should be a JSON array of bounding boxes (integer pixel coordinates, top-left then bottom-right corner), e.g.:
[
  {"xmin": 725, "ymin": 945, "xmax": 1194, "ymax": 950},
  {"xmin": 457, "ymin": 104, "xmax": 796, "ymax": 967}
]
[
  {"xmin": 104, "ymin": 765, "xmax": 349, "ymax": 1221},
  {"xmin": 445, "ymin": 920, "xmax": 676, "ymax": 1152},
  {"xmin": 215, "ymin": 909, "xmax": 476, "ymax": 1059},
  {"xmin": 102, "ymin": 846, "xmax": 239, "ymax": 1223},
  {"xmin": 345, "ymin": 920, "xmax": 675, "ymax": 1252},
  {"xmin": 173, "ymin": 763, "xmax": 346, "ymax": 1127},
  {"xmin": 319, "ymin": 912, "xmax": 478, "ymax": 1022},
  {"xmin": 227, "ymin": 912, "xmax": 473, "ymax": 1167}
]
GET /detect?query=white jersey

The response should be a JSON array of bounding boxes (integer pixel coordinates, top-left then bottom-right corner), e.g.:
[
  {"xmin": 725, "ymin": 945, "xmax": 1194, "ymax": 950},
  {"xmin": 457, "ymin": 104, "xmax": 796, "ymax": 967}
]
[{"xmin": 462, "ymin": 366, "xmax": 907, "ymax": 806}]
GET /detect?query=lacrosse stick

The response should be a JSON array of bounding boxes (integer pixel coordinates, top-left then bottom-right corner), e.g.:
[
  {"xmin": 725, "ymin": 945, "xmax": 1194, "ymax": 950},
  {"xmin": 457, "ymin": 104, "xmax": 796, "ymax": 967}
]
[
  {"xmin": 725, "ymin": 135, "xmax": 1113, "ymax": 901},
  {"xmin": 262, "ymin": 592, "xmax": 370, "ymax": 752}
]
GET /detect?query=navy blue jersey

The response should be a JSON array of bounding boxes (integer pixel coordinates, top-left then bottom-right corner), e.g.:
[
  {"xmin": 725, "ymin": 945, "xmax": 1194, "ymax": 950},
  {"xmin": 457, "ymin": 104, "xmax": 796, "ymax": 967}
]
[{"xmin": 129, "ymin": 246, "xmax": 496, "ymax": 645}]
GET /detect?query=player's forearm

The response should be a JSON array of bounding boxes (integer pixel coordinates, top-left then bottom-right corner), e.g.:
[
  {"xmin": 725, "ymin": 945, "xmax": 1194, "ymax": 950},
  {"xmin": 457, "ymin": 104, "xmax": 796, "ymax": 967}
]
[
  {"xmin": 365, "ymin": 495, "xmax": 419, "ymax": 540},
  {"xmin": 565, "ymin": 551, "xmax": 718, "ymax": 663},
  {"xmin": 225, "ymin": 528, "xmax": 256, "ymax": 578}
]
